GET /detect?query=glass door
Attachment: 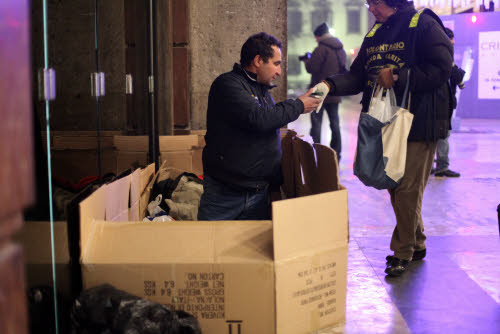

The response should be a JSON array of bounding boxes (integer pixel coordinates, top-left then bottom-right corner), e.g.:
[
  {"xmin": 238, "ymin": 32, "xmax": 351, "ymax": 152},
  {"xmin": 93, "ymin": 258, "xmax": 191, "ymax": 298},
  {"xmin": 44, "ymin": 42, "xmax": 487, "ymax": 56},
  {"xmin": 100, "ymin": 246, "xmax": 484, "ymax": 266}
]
[
  {"xmin": 26, "ymin": 1, "xmax": 100, "ymax": 333},
  {"xmin": 25, "ymin": 1, "xmax": 154, "ymax": 331}
]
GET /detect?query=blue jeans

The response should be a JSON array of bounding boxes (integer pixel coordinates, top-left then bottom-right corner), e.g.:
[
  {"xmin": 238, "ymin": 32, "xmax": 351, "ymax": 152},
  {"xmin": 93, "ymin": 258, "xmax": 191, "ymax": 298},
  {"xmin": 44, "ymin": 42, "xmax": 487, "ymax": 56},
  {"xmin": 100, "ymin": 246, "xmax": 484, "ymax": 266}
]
[
  {"xmin": 435, "ymin": 130, "xmax": 451, "ymax": 172},
  {"xmin": 197, "ymin": 175, "xmax": 271, "ymax": 220},
  {"xmin": 310, "ymin": 102, "xmax": 341, "ymax": 161}
]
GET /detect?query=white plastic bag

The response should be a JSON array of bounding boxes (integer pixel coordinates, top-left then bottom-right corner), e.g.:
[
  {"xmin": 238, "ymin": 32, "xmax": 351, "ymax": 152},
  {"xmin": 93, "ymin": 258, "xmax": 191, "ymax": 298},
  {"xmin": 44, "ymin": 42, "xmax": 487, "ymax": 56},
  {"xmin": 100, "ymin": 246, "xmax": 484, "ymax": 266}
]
[
  {"xmin": 367, "ymin": 85, "xmax": 398, "ymax": 123},
  {"xmin": 147, "ymin": 194, "xmax": 165, "ymax": 216}
]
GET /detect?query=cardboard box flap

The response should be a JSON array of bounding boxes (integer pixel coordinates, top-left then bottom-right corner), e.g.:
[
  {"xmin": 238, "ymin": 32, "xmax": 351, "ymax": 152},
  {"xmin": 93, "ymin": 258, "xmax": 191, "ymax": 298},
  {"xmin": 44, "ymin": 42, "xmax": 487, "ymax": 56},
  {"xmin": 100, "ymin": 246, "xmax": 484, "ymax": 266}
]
[
  {"xmin": 79, "ymin": 185, "xmax": 106, "ymax": 257},
  {"xmin": 272, "ymin": 190, "xmax": 348, "ymax": 262},
  {"xmin": 82, "ymin": 221, "xmax": 273, "ymax": 264},
  {"xmin": 105, "ymin": 174, "xmax": 131, "ymax": 222},
  {"xmin": 313, "ymin": 143, "xmax": 341, "ymax": 192},
  {"xmin": 129, "ymin": 169, "xmax": 142, "ymax": 221},
  {"xmin": 281, "ymin": 135, "xmax": 340, "ymax": 199},
  {"xmin": 139, "ymin": 164, "xmax": 156, "ymax": 218}
]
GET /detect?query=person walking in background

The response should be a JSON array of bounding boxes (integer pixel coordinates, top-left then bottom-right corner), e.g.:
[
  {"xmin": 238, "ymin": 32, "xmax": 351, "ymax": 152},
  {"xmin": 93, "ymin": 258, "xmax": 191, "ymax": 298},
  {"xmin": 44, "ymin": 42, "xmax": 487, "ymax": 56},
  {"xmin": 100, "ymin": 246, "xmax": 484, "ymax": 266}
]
[
  {"xmin": 432, "ymin": 27, "xmax": 466, "ymax": 178},
  {"xmin": 198, "ymin": 32, "xmax": 319, "ymax": 221},
  {"xmin": 300, "ymin": 22, "xmax": 346, "ymax": 161}
]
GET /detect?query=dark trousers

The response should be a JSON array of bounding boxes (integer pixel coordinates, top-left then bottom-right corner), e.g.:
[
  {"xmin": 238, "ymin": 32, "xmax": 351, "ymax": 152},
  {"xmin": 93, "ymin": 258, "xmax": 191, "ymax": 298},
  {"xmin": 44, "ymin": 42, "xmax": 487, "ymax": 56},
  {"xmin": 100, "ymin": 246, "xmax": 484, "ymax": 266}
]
[
  {"xmin": 310, "ymin": 102, "xmax": 341, "ymax": 160},
  {"xmin": 197, "ymin": 175, "xmax": 271, "ymax": 221}
]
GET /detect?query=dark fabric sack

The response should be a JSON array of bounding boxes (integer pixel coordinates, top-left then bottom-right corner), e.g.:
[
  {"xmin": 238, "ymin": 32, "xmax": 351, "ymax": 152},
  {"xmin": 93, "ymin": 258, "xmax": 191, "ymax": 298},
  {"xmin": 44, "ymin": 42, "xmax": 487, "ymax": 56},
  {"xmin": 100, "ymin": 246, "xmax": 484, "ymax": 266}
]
[
  {"xmin": 353, "ymin": 112, "xmax": 400, "ymax": 190},
  {"xmin": 353, "ymin": 78, "xmax": 413, "ymax": 190}
]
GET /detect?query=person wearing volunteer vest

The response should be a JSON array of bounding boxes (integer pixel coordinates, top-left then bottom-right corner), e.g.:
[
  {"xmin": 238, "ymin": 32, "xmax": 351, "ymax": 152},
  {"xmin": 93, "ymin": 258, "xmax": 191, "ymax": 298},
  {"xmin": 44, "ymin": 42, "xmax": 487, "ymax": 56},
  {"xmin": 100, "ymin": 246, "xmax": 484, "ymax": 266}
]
[{"xmin": 312, "ymin": 0, "xmax": 453, "ymax": 277}]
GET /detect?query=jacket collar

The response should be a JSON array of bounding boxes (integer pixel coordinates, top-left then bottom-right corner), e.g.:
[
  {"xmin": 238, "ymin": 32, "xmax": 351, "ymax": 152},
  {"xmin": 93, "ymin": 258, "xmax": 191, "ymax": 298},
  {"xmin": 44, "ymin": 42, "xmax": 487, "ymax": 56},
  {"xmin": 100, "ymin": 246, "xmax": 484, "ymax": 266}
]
[
  {"xmin": 385, "ymin": 1, "xmax": 416, "ymax": 25},
  {"xmin": 317, "ymin": 33, "xmax": 333, "ymax": 42},
  {"xmin": 232, "ymin": 63, "xmax": 276, "ymax": 89}
]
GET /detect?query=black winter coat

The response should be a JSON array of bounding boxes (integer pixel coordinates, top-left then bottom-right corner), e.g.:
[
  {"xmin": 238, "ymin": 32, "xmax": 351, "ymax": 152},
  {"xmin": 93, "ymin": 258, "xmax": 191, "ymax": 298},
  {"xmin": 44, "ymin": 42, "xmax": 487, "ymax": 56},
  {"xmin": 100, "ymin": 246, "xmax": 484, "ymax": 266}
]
[
  {"xmin": 202, "ymin": 63, "xmax": 304, "ymax": 190},
  {"xmin": 450, "ymin": 64, "xmax": 465, "ymax": 110},
  {"xmin": 327, "ymin": 3, "xmax": 453, "ymax": 142},
  {"xmin": 304, "ymin": 35, "xmax": 346, "ymax": 104}
]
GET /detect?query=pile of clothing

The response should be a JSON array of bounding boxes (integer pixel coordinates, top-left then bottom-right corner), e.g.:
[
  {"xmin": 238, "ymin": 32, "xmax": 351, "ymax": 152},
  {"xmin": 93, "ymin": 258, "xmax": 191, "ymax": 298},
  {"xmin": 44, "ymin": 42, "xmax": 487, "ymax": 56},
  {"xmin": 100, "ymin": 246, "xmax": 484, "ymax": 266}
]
[{"xmin": 144, "ymin": 167, "xmax": 203, "ymax": 222}]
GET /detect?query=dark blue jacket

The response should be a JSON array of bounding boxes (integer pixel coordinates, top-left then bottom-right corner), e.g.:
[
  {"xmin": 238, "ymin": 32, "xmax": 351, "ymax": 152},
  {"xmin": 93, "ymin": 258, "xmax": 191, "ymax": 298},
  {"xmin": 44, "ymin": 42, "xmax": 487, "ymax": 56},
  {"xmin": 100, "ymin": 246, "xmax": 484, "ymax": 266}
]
[{"xmin": 202, "ymin": 63, "xmax": 304, "ymax": 190}]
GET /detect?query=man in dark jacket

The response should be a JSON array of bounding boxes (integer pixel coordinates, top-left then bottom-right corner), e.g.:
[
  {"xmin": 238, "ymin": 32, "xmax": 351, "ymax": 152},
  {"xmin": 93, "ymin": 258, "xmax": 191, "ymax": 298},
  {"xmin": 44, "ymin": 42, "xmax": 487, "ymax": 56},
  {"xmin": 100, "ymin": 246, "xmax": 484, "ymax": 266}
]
[
  {"xmin": 432, "ymin": 27, "xmax": 466, "ymax": 177},
  {"xmin": 198, "ymin": 32, "xmax": 320, "ymax": 221},
  {"xmin": 301, "ymin": 22, "xmax": 347, "ymax": 161},
  {"xmin": 312, "ymin": 0, "xmax": 453, "ymax": 276}
]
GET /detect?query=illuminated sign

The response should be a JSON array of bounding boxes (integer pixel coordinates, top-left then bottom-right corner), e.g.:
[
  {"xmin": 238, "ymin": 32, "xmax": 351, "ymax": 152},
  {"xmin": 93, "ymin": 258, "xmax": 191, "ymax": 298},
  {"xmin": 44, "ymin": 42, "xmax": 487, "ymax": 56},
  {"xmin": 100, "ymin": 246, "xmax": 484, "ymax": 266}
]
[
  {"xmin": 413, "ymin": 0, "xmax": 500, "ymax": 12},
  {"xmin": 442, "ymin": 20, "xmax": 455, "ymax": 31},
  {"xmin": 413, "ymin": 0, "xmax": 473, "ymax": 8},
  {"xmin": 478, "ymin": 31, "xmax": 500, "ymax": 99}
]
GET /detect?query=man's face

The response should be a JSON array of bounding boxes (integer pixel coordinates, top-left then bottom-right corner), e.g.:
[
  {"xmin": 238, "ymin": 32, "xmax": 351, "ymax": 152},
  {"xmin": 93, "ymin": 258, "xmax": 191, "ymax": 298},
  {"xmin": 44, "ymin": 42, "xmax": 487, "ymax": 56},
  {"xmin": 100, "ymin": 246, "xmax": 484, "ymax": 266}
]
[{"xmin": 255, "ymin": 45, "xmax": 282, "ymax": 86}]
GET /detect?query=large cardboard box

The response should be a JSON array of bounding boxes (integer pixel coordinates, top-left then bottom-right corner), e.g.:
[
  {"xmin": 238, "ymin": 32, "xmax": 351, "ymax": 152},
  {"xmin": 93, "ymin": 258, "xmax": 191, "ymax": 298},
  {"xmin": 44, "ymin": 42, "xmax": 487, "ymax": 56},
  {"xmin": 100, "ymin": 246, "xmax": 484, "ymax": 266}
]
[
  {"xmin": 114, "ymin": 135, "xmax": 204, "ymax": 175},
  {"xmin": 15, "ymin": 221, "xmax": 72, "ymax": 300},
  {"xmin": 79, "ymin": 157, "xmax": 348, "ymax": 334},
  {"xmin": 42, "ymin": 132, "xmax": 204, "ymax": 183},
  {"xmin": 43, "ymin": 131, "xmax": 121, "ymax": 183}
]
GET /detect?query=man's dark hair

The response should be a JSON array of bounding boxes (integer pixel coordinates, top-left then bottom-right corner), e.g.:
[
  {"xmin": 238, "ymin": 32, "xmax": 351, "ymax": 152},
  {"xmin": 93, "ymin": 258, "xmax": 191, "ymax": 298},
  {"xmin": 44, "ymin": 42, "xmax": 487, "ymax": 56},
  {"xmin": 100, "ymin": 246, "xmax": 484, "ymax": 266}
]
[
  {"xmin": 384, "ymin": 0, "xmax": 408, "ymax": 8},
  {"xmin": 240, "ymin": 32, "xmax": 282, "ymax": 67},
  {"xmin": 444, "ymin": 27, "xmax": 454, "ymax": 40}
]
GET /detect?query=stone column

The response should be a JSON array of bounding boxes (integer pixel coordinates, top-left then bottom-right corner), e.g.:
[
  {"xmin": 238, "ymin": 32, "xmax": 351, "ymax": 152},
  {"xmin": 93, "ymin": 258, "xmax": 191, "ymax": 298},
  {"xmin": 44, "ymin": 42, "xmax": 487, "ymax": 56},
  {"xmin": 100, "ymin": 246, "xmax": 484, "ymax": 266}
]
[{"xmin": 189, "ymin": 0, "xmax": 288, "ymax": 130}]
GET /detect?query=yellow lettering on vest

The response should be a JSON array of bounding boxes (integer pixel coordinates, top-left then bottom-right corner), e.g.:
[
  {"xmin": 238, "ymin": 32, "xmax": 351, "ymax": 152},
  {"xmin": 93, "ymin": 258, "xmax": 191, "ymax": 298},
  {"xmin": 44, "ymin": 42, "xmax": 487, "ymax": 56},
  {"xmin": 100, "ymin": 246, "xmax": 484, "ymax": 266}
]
[
  {"xmin": 388, "ymin": 41, "xmax": 405, "ymax": 51},
  {"xmin": 384, "ymin": 53, "xmax": 405, "ymax": 66},
  {"xmin": 367, "ymin": 42, "xmax": 405, "ymax": 55},
  {"xmin": 366, "ymin": 54, "xmax": 377, "ymax": 66}
]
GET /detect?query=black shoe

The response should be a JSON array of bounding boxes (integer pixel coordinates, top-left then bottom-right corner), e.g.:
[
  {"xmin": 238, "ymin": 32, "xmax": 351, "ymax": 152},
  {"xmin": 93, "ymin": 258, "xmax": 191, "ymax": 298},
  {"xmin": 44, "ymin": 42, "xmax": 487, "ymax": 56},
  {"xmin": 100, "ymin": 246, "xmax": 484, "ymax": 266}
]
[
  {"xmin": 385, "ymin": 257, "xmax": 410, "ymax": 277},
  {"xmin": 430, "ymin": 168, "xmax": 435, "ymax": 175},
  {"xmin": 386, "ymin": 248, "xmax": 426, "ymax": 264},
  {"xmin": 434, "ymin": 169, "xmax": 460, "ymax": 177}
]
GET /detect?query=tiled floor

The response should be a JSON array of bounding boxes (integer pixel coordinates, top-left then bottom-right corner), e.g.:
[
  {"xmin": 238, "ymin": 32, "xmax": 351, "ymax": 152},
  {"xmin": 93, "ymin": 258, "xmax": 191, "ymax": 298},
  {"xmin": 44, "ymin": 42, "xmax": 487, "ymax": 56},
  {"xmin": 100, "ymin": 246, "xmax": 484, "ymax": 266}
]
[{"xmin": 289, "ymin": 96, "xmax": 500, "ymax": 334}]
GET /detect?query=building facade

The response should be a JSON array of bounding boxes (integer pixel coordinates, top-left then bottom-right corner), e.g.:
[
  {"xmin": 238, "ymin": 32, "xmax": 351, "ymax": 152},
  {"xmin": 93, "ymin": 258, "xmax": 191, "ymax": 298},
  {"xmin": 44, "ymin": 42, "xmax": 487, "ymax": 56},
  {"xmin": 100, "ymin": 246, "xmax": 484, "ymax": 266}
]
[{"xmin": 287, "ymin": 0, "xmax": 372, "ymax": 95}]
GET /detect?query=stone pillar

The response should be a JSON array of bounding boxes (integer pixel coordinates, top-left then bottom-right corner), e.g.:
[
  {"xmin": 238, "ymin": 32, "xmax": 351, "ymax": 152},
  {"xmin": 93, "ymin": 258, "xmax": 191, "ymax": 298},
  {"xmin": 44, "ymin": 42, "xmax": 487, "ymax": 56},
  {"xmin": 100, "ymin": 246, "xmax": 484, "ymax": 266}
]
[{"xmin": 189, "ymin": 0, "xmax": 288, "ymax": 130}]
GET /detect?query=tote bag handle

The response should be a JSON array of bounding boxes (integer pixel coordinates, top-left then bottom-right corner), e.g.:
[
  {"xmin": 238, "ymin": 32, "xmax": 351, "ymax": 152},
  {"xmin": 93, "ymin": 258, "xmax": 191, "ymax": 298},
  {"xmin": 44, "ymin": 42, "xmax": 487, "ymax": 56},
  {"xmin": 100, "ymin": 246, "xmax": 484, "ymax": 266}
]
[{"xmin": 400, "ymin": 69, "xmax": 411, "ymax": 110}]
